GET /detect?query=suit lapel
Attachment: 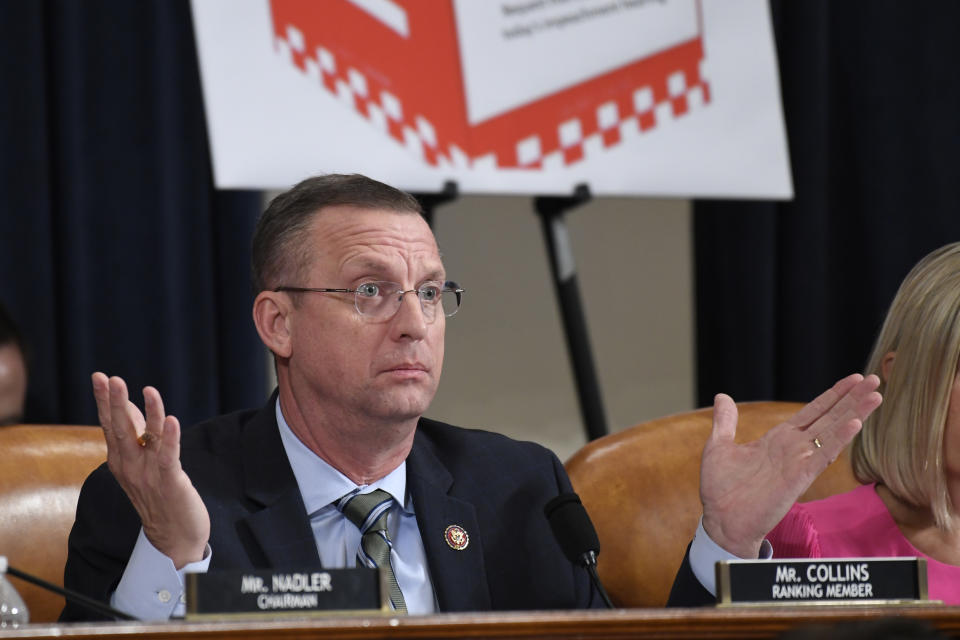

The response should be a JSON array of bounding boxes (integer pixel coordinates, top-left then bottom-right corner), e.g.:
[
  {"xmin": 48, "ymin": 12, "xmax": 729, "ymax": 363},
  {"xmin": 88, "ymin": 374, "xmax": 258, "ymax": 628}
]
[
  {"xmin": 407, "ymin": 425, "xmax": 491, "ymax": 612},
  {"xmin": 237, "ymin": 394, "xmax": 322, "ymax": 570}
]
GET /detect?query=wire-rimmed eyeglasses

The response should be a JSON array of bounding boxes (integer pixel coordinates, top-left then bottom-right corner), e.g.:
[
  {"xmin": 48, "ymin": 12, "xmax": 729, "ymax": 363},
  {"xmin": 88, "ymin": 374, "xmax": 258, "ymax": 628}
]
[{"xmin": 273, "ymin": 280, "xmax": 464, "ymax": 322}]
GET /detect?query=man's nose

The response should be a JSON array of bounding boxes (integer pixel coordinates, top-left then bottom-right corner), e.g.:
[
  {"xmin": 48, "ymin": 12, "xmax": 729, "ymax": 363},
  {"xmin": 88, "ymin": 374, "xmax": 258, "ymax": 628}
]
[{"xmin": 391, "ymin": 290, "xmax": 429, "ymax": 338}]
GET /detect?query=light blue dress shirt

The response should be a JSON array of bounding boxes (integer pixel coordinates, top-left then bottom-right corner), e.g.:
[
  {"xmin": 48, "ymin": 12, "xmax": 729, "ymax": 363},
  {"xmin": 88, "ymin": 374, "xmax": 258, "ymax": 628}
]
[{"xmin": 689, "ymin": 517, "xmax": 773, "ymax": 595}]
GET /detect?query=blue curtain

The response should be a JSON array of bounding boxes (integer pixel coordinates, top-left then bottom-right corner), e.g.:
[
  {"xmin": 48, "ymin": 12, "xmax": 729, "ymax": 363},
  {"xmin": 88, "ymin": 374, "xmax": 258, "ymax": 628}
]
[
  {"xmin": 694, "ymin": 0, "xmax": 960, "ymax": 405},
  {"xmin": 0, "ymin": 1, "xmax": 266, "ymax": 425}
]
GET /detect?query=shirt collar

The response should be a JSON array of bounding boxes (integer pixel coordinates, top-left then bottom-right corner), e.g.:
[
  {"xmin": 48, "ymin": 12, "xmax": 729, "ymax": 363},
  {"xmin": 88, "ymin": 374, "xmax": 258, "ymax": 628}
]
[{"xmin": 275, "ymin": 398, "xmax": 410, "ymax": 516}]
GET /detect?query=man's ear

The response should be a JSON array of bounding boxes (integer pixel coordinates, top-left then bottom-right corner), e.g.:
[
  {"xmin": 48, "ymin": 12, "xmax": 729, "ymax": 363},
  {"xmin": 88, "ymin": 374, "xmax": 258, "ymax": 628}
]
[
  {"xmin": 253, "ymin": 291, "xmax": 293, "ymax": 358},
  {"xmin": 881, "ymin": 351, "xmax": 896, "ymax": 382}
]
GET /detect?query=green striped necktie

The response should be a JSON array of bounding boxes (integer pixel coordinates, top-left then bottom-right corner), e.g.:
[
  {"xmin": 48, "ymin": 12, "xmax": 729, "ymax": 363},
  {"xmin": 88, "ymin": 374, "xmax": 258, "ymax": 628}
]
[{"xmin": 338, "ymin": 489, "xmax": 407, "ymax": 613}]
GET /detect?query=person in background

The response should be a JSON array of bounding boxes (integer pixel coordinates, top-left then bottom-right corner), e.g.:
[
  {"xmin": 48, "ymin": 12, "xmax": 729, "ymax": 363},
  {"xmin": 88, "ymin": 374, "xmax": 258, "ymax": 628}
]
[
  {"xmin": 766, "ymin": 242, "xmax": 960, "ymax": 604},
  {"xmin": 0, "ymin": 303, "xmax": 27, "ymax": 426}
]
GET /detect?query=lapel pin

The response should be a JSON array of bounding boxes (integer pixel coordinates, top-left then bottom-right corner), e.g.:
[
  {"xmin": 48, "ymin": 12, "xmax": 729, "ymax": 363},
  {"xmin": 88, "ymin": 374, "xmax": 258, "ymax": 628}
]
[{"xmin": 444, "ymin": 524, "xmax": 469, "ymax": 551}]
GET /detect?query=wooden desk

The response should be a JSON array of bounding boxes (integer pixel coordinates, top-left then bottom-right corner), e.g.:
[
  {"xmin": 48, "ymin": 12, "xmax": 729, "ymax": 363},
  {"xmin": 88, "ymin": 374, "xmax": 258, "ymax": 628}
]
[{"xmin": 2, "ymin": 607, "xmax": 959, "ymax": 639}]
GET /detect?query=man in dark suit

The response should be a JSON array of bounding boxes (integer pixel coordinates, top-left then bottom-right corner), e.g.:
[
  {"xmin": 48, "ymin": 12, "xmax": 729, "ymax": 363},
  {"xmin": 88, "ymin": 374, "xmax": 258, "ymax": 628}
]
[
  {"xmin": 62, "ymin": 174, "xmax": 881, "ymax": 620},
  {"xmin": 63, "ymin": 397, "xmax": 596, "ymax": 618}
]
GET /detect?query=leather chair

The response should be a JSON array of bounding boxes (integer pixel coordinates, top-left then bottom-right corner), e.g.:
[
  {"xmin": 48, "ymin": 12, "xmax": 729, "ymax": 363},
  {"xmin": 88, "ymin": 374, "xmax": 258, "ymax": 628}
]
[
  {"xmin": 565, "ymin": 402, "xmax": 859, "ymax": 608},
  {"xmin": 0, "ymin": 425, "xmax": 106, "ymax": 622}
]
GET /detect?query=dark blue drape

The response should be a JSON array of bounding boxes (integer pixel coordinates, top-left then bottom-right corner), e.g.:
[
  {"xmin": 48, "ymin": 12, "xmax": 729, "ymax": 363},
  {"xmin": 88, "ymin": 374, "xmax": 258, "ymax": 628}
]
[
  {"xmin": 694, "ymin": 1, "xmax": 960, "ymax": 406},
  {"xmin": 0, "ymin": 1, "xmax": 266, "ymax": 425}
]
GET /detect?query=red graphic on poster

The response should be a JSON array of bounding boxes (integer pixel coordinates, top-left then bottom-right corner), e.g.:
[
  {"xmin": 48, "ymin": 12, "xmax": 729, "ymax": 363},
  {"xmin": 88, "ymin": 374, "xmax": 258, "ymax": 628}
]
[{"xmin": 268, "ymin": 0, "xmax": 710, "ymax": 169}]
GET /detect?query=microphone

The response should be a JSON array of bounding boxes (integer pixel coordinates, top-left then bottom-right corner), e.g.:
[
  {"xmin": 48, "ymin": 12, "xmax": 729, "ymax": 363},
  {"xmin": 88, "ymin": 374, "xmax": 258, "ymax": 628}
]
[
  {"xmin": 544, "ymin": 492, "xmax": 614, "ymax": 608},
  {"xmin": 3, "ymin": 560, "xmax": 135, "ymax": 621}
]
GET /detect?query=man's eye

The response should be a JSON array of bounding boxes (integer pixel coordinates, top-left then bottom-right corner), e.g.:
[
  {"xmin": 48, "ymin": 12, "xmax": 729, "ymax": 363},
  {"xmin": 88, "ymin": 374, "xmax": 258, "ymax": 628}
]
[
  {"xmin": 357, "ymin": 283, "xmax": 380, "ymax": 298},
  {"xmin": 420, "ymin": 286, "xmax": 440, "ymax": 302}
]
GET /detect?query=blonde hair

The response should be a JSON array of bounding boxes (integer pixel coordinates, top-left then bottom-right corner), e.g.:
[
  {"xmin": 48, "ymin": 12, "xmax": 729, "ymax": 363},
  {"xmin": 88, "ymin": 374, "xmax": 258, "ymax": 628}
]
[{"xmin": 851, "ymin": 242, "xmax": 960, "ymax": 531}]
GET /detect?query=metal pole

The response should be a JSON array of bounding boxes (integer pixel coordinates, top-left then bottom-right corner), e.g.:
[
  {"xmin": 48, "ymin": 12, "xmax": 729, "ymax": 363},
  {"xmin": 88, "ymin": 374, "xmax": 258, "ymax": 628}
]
[{"xmin": 534, "ymin": 185, "xmax": 608, "ymax": 441}]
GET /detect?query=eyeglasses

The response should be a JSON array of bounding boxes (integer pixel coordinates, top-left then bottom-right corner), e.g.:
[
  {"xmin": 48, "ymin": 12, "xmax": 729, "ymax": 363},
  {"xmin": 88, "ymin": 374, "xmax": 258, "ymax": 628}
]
[{"xmin": 273, "ymin": 280, "xmax": 464, "ymax": 322}]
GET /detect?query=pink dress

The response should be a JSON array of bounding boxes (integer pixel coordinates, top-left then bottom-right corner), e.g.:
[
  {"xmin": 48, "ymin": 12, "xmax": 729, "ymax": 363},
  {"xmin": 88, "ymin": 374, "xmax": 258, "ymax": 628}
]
[{"xmin": 768, "ymin": 483, "xmax": 960, "ymax": 604}]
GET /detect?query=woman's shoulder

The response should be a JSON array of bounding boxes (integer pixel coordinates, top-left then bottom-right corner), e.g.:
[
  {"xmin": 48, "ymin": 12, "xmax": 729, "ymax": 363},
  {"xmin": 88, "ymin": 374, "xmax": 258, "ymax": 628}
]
[
  {"xmin": 769, "ymin": 484, "xmax": 889, "ymax": 558},
  {"xmin": 798, "ymin": 483, "xmax": 885, "ymax": 519}
]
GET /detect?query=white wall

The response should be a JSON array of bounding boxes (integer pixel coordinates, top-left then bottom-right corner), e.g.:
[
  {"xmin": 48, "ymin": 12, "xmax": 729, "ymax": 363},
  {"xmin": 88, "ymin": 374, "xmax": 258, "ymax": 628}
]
[{"xmin": 428, "ymin": 195, "xmax": 695, "ymax": 462}]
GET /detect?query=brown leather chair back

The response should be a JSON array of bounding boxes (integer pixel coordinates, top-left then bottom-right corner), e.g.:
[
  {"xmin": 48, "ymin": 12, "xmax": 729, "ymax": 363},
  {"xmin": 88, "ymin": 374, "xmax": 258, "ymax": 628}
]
[
  {"xmin": 0, "ymin": 425, "xmax": 106, "ymax": 622},
  {"xmin": 565, "ymin": 401, "xmax": 859, "ymax": 608}
]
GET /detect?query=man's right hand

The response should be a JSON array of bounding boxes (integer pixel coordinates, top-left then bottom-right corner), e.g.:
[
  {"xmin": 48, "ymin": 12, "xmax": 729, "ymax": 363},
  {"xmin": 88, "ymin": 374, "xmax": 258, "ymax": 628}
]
[{"xmin": 91, "ymin": 372, "xmax": 210, "ymax": 569}]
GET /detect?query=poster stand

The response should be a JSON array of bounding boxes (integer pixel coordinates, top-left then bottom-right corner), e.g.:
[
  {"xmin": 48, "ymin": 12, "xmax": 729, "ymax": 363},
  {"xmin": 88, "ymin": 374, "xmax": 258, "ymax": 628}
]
[{"xmin": 534, "ymin": 185, "xmax": 608, "ymax": 441}]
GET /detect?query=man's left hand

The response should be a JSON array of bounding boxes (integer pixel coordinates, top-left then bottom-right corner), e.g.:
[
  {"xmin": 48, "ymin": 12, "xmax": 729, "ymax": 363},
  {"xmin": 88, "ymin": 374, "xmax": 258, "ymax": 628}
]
[{"xmin": 700, "ymin": 373, "xmax": 882, "ymax": 559}]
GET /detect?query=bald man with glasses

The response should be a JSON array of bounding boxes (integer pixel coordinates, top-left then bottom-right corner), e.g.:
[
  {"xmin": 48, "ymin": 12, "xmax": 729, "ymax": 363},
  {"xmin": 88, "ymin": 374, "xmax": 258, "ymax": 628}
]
[{"xmin": 62, "ymin": 174, "xmax": 881, "ymax": 620}]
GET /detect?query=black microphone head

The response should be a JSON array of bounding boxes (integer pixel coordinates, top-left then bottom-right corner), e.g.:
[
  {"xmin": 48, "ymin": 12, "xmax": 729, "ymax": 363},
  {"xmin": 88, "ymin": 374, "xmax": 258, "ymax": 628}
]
[{"xmin": 544, "ymin": 492, "xmax": 600, "ymax": 565}]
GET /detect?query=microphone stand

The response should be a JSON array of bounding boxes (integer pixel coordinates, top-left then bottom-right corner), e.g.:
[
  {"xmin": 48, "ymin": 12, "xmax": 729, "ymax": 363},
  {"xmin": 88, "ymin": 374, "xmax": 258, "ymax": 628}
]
[
  {"xmin": 579, "ymin": 551, "xmax": 614, "ymax": 609},
  {"xmin": 6, "ymin": 564, "xmax": 135, "ymax": 621}
]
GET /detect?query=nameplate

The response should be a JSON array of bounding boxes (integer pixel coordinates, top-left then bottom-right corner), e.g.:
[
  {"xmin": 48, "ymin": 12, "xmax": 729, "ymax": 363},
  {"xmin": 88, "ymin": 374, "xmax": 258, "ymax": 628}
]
[
  {"xmin": 186, "ymin": 568, "xmax": 388, "ymax": 619},
  {"xmin": 716, "ymin": 557, "xmax": 930, "ymax": 606}
]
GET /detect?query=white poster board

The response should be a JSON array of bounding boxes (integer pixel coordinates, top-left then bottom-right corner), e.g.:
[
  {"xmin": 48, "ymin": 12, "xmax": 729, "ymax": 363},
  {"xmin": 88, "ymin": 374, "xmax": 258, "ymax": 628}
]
[{"xmin": 191, "ymin": 0, "xmax": 792, "ymax": 198}]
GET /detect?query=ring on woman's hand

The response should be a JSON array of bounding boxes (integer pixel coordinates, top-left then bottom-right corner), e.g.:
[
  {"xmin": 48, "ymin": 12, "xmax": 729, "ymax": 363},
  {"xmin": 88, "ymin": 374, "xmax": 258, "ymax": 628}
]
[
  {"xmin": 812, "ymin": 437, "xmax": 823, "ymax": 449},
  {"xmin": 137, "ymin": 432, "xmax": 155, "ymax": 447}
]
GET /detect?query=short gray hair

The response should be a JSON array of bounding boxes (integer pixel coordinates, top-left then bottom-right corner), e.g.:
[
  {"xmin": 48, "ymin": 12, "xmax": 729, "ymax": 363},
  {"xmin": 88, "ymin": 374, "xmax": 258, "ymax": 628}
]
[{"xmin": 251, "ymin": 174, "xmax": 424, "ymax": 293}]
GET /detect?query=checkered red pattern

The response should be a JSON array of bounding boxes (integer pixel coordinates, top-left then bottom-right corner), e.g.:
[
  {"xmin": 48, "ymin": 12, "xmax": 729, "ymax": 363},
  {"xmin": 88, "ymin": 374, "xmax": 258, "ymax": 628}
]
[{"xmin": 270, "ymin": 1, "xmax": 710, "ymax": 170}]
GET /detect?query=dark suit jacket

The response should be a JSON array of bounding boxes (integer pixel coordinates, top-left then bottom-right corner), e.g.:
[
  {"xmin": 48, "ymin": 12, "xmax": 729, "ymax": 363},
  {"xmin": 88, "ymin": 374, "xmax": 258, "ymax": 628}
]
[
  {"xmin": 61, "ymin": 397, "xmax": 604, "ymax": 620},
  {"xmin": 668, "ymin": 545, "xmax": 715, "ymax": 606}
]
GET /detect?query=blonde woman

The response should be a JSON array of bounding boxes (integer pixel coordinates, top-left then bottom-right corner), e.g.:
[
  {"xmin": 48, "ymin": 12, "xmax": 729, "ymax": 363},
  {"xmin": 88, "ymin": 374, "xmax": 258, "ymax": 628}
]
[{"xmin": 768, "ymin": 242, "xmax": 960, "ymax": 603}]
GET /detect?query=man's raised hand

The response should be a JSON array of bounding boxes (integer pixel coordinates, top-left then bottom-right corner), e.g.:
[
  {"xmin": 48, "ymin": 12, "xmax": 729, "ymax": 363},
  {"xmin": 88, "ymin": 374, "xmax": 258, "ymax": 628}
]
[
  {"xmin": 699, "ymin": 373, "xmax": 882, "ymax": 559},
  {"xmin": 91, "ymin": 372, "xmax": 210, "ymax": 568}
]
